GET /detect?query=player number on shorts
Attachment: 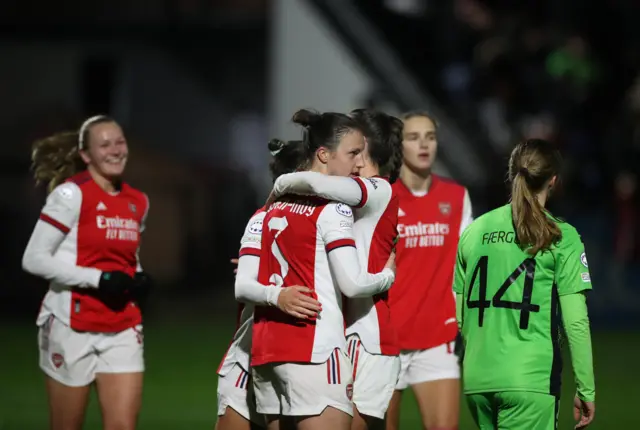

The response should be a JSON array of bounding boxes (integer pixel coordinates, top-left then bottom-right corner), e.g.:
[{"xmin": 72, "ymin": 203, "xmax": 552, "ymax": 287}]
[
  {"xmin": 267, "ymin": 216, "xmax": 289, "ymax": 287},
  {"xmin": 466, "ymin": 256, "xmax": 540, "ymax": 330}
]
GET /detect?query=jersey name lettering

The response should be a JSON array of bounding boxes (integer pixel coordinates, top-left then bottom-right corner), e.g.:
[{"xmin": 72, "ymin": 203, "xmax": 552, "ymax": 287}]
[
  {"xmin": 268, "ymin": 201, "xmax": 316, "ymax": 217},
  {"xmin": 397, "ymin": 222, "xmax": 449, "ymax": 248},
  {"xmin": 482, "ymin": 230, "xmax": 516, "ymax": 245}
]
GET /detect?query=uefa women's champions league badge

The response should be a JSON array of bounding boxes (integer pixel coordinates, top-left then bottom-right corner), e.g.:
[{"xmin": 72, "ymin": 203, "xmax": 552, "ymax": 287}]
[
  {"xmin": 249, "ymin": 218, "xmax": 263, "ymax": 235},
  {"xmin": 335, "ymin": 203, "xmax": 353, "ymax": 217},
  {"xmin": 57, "ymin": 184, "xmax": 75, "ymax": 200}
]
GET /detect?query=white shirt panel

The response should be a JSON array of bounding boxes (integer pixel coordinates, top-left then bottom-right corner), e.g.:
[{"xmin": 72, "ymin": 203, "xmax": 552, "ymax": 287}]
[
  {"xmin": 459, "ymin": 188, "xmax": 474, "ymax": 236},
  {"xmin": 23, "ymin": 183, "xmax": 103, "ymax": 326}
]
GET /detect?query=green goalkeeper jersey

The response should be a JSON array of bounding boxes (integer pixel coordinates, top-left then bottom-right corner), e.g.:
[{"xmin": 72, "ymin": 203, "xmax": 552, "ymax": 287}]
[{"xmin": 453, "ymin": 204, "xmax": 592, "ymax": 396}]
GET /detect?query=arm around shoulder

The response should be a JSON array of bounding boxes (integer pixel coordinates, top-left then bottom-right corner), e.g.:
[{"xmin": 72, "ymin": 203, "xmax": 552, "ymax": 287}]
[{"xmin": 274, "ymin": 172, "xmax": 366, "ymax": 207}]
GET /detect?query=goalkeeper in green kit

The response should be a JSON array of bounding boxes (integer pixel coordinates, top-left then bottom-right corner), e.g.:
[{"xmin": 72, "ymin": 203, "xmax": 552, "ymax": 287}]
[{"xmin": 453, "ymin": 139, "xmax": 595, "ymax": 429}]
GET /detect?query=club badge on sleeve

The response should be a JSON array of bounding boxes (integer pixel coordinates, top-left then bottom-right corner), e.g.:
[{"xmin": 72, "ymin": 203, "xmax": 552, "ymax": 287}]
[{"xmin": 580, "ymin": 252, "xmax": 588, "ymax": 268}]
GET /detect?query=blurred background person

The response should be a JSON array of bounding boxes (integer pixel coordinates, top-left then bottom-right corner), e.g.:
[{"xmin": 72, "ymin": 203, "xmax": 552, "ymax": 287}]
[
  {"xmin": 386, "ymin": 112, "xmax": 473, "ymax": 430},
  {"xmin": 23, "ymin": 116, "xmax": 150, "ymax": 430}
]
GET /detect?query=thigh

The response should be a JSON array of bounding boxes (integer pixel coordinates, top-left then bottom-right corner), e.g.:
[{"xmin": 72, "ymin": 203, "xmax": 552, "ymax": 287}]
[
  {"xmin": 384, "ymin": 391, "xmax": 402, "ymax": 430},
  {"xmin": 274, "ymin": 349, "xmax": 354, "ymax": 418},
  {"xmin": 296, "ymin": 406, "xmax": 351, "ymax": 430},
  {"xmin": 95, "ymin": 372, "xmax": 143, "ymax": 430},
  {"xmin": 216, "ymin": 407, "xmax": 263, "ymax": 430},
  {"xmin": 351, "ymin": 348, "xmax": 400, "ymax": 420},
  {"xmin": 412, "ymin": 379, "xmax": 460, "ymax": 429},
  {"xmin": 39, "ymin": 315, "xmax": 97, "ymax": 387},
  {"xmin": 94, "ymin": 326, "xmax": 145, "ymax": 430},
  {"xmin": 496, "ymin": 392, "xmax": 558, "ymax": 430},
  {"xmin": 409, "ymin": 344, "xmax": 460, "ymax": 428},
  {"xmin": 218, "ymin": 363, "xmax": 264, "ymax": 427},
  {"xmin": 45, "ymin": 376, "xmax": 92, "ymax": 430},
  {"xmin": 466, "ymin": 393, "xmax": 497, "ymax": 430}
]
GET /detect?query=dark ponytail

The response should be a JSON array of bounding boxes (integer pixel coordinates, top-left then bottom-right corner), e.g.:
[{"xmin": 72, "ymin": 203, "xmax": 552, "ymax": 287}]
[
  {"xmin": 291, "ymin": 108, "xmax": 361, "ymax": 165},
  {"xmin": 383, "ymin": 115, "xmax": 404, "ymax": 184},
  {"xmin": 267, "ymin": 138, "xmax": 306, "ymax": 182},
  {"xmin": 508, "ymin": 139, "xmax": 563, "ymax": 255}
]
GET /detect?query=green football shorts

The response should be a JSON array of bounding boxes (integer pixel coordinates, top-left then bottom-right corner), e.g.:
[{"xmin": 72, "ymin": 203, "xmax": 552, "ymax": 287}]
[{"xmin": 466, "ymin": 391, "xmax": 559, "ymax": 430}]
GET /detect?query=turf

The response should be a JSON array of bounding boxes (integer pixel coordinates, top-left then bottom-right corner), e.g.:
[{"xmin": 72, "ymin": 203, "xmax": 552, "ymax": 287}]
[{"xmin": 0, "ymin": 320, "xmax": 631, "ymax": 429}]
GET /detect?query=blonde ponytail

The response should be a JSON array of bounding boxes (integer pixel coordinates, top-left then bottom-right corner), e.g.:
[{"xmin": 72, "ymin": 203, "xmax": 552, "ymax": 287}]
[{"xmin": 31, "ymin": 132, "xmax": 85, "ymax": 193}]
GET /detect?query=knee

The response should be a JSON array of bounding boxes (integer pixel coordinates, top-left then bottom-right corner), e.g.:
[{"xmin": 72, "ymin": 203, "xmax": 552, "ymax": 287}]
[
  {"xmin": 103, "ymin": 418, "xmax": 137, "ymax": 430},
  {"xmin": 423, "ymin": 414, "xmax": 458, "ymax": 430},
  {"xmin": 50, "ymin": 421, "xmax": 84, "ymax": 430}
]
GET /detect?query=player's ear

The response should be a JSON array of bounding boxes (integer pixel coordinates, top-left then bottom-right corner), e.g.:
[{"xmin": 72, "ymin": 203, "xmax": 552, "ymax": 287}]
[
  {"xmin": 316, "ymin": 147, "xmax": 330, "ymax": 165},
  {"xmin": 79, "ymin": 149, "xmax": 91, "ymax": 165},
  {"xmin": 548, "ymin": 175, "xmax": 557, "ymax": 191}
]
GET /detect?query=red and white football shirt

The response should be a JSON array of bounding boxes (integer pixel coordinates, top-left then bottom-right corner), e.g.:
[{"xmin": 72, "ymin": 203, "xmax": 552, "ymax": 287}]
[
  {"xmin": 272, "ymin": 173, "xmax": 400, "ymax": 356},
  {"xmin": 218, "ymin": 207, "xmax": 266, "ymax": 376},
  {"xmin": 345, "ymin": 177, "xmax": 399, "ymax": 356},
  {"xmin": 31, "ymin": 171, "xmax": 149, "ymax": 333},
  {"xmin": 390, "ymin": 175, "xmax": 472, "ymax": 350},
  {"xmin": 251, "ymin": 196, "xmax": 395, "ymax": 366}
]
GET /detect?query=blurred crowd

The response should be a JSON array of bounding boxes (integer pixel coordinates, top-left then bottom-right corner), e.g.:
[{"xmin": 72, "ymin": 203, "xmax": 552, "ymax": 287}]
[
  {"xmin": 2, "ymin": 0, "xmax": 638, "ymax": 317},
  {"xmin": 365, "ymin": 0, "xmax": 640, "ymax": 308}
]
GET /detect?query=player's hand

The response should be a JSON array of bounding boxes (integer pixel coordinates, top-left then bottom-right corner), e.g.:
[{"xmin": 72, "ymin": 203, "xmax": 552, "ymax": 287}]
[
  {"xmin": 230, "ymin": 258, "xmax": 239, "ymax": 275},
  {"xmin": 98, "ymin": 271, "xmax": 135, "ymax": 295},
  {"xmin": 573, "ymin": 396, "xmax": 595, "ymax": 429},
  {"xmin": 277, "ymin": 286, "xmax": 322, "ymax": 319},
  {"xmin": 384, "ymin": 250, "xmax": 396, "ymax": 275},
  {"xmin": 131, "ymin": 272, "xmax": 152, "ymax": 300}
]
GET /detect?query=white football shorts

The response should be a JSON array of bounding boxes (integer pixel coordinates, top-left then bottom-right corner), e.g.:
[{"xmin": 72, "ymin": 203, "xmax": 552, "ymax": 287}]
[
  {"xmin": 346, "ymin": 335, "xmax": 400, "ymax": 419},
  {"xmin": 217, "ymin": 362, "xmax": 264, "ymax": 425},
  {"xmin": 38, "ymin": 314, "xmax": 144, "ymax": 387},
  {"xmin": 252, "ymin": 348, "xmax": 354, "ymax": 417},
  {"xmin": 395, "ymin": 341, "xmax": 459, "ymax": 390}
]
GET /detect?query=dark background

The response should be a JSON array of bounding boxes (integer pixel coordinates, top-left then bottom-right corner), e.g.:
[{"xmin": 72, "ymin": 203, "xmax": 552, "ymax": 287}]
[{"xmin": 0, "ymin": 0, "xmax": 638, "ymax": 428}]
